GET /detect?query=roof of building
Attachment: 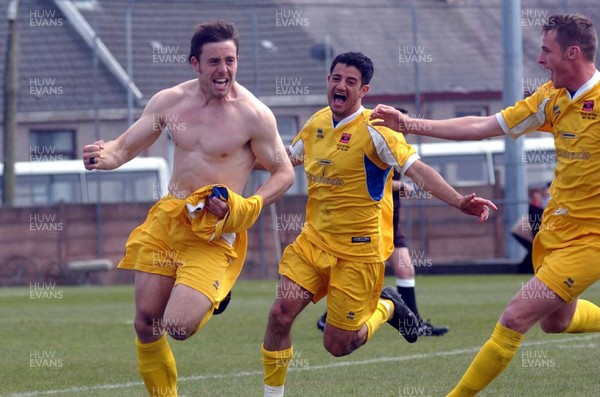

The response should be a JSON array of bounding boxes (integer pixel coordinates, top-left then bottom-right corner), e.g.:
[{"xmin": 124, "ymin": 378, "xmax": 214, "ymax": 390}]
[{"xmin": 1, "ymin": 0, "xmax": 599, "ymax": 113}]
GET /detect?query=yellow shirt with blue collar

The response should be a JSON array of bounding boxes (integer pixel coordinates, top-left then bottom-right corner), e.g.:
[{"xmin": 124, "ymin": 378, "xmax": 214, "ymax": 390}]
[{"xmin": 289, "ymin": 106, "xmax": 419, "ymax": 262}]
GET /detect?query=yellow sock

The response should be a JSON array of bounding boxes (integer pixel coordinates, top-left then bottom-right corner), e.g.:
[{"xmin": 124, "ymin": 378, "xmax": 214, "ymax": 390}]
[
  {"xmin": 563, "ymin": 299, "xmax": 600, "ymax": 333},
  {"xmin": 136, "ymin": 335, "xmax": 178, "ymax": 397},
  {"xmin": 262, "ymin": 344, "xmax": 293, "ymax": 395},
  {"xmin": 446, "ymin": 322, "xmax": 523, "ymax": 397},
  {"xmin": 365, "ymin": 299, "xmax": 393, "ymax": 341}
]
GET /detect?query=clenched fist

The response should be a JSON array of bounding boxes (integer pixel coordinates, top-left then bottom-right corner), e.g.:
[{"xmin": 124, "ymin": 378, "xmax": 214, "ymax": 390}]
[{"xmin": 82, "ymin": 140, "xmax": 105, "ymax": 170}]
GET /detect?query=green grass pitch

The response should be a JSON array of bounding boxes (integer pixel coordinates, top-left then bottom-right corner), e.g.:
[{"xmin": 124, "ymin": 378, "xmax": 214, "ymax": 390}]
[{"xmin": 1, "ymin": 275, "xmax": 599, "ymax": 397}]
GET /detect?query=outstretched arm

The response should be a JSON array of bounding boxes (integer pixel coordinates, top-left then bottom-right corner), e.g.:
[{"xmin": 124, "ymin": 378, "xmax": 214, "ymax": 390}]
[
  {"xmin": 404, "ymin": 160, "xmax": 497, "ymax": 222},
  {"xmin": 82, "ymin": 92, "xmax": 166, "ymax": 170},
  {"xmin": 249, "ymin": 107, "xmax": 295, "ymax": 206},
  {"xmin": 370, "ymin": 104, "xmax": 504, "ymax": 141}
]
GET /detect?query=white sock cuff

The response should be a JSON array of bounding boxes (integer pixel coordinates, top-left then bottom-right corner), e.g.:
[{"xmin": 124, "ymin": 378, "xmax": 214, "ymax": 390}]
[
  {"xmin": 264, "ymin": 385, "xmax": 285, "ymax": 397},
  {"xmin": 396, "ymin": 278, "xmax": 415, "ymax": 288}
]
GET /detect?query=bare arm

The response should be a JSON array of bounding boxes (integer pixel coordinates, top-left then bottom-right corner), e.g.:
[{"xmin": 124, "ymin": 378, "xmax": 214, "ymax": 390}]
[
  {"xmin": 250, "ymin": 108, "xmax": 295, "ymax": 206},
  {"xmin": 405, "ymin": 160, "xmax": 497, "ymax": 222},
  {"xmin": 82, "ymin": 92, "xmax": 165, "ymax": 170},
  {"xmin": 253, "ymin": 145, "xmax": 303, "ymax": 170},
  {"xmin": 370, "ymin": 104, "xmax": 505, "ymax": 141}
]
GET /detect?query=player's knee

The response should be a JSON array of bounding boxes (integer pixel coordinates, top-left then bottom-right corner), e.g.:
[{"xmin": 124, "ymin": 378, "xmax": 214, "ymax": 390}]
[
  {"xmin": 268, "ymin": 301, "xmax": 296, "ymax": 330},
  {"xmin": 323, "ymin": 339, "xmax": 353, "ymax": 357},
  {"xmin": 539, "ymin": 317, "xmax": 570, "ymax": 334},
  {"xmin": 134, "ymin": 311, "xmax": 157, "ymax": 337},
  {"xmin": 167, "ymin": 326, "xmax": 194, "ymax": 341},
  {"xmin": 165, "ymin": 320, "xmax": 196, "ymax": 341},
  {"xmin": 499, "ymin": 308, "xmax": 527, "ymax": 334}
]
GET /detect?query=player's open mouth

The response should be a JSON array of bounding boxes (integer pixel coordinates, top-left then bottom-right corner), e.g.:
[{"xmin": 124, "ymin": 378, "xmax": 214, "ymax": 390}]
[
  {"xmin": 333, "ymin": 92, "xmax": 347, "ymax": 105},
  {"xmin": 214, "ymin": 78, "xmax": 228, "ymax": 87}
]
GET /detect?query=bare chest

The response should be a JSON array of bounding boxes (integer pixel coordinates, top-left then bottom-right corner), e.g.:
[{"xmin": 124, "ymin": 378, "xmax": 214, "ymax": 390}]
[{"xmin": 166, "ymin": 106, "xmax": 252, "ymax": 158}]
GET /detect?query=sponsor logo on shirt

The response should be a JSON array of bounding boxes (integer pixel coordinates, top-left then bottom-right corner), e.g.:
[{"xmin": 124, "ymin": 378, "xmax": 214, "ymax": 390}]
[
  {"xmin": 351, "ymin": 237, "xmax": 371, "ymax": 243},
  {"xmin": 339, "ymin": 133, "xmax": 352, "ymax": 144},
  {"xmin": 556, "ymin": 150, "xmax": 591, "ymax": 160}
]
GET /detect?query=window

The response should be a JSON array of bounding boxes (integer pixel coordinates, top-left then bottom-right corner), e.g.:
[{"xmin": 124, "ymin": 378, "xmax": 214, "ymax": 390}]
[
  {"xmin": 276, "ymin": 116, "xmax": 298, "ymax": 145},
  {"xmin": 15, "ymin": 174, "xmax": 82, "ymax": 206},
  {"xmin": 85, "ymin": 171, "xmax": 161, "ymax": 203},
  {"xmin": 423, "ymin": 154, "xmax": 490, "ymax": 186},
  {"xmin": 275, "ymin": 116, "xmax": 306, "ymax": 194},
  {"xmin": 30, "ymin": 130, "xmax": 76, "ymax": 161}
]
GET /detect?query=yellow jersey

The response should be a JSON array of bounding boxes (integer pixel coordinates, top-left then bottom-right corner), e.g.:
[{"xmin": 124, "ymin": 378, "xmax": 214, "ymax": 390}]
[
  {"xmin": 497, "ymin": 70, "xmax": 600, "ymax": 227},
  {"xmin": 289, "ymin": 106, "xmax": 419, "ymax": 262}
]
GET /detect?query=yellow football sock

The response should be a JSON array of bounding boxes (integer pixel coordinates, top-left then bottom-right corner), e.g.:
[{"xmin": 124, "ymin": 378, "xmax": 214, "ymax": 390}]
[
  {"xmin": 365, "ymin": 299, "xmax": 393, "ymax": 341},
  {"xmin": 563, "ymin": 299, "xmax": 600, "ymax": 333},
  {"xmin": 446, "ymin": 322, "xmax": 523, "ymax": 397},
  {"xmin": 136, "ymin": 335, "xmax": 178, "ymax": 397},
  {"xmin": 262, "ymin": 344, "xmax": 293, "ymax": 391}
]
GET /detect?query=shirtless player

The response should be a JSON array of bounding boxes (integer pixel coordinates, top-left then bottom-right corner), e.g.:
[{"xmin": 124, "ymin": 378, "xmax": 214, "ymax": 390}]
[{"xmin": 82, "ymin": 21, "xmax": 294, "ymax": 397}]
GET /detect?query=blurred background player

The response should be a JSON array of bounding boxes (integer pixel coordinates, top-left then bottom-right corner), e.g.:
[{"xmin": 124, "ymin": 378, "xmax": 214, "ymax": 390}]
[
  {"xmin": 511, "ymin": 187, "xmax": 547, "ymax": 274},
  {"xmin": 317, "ymin": 169, "xmax": 449, "ymax": 336}
]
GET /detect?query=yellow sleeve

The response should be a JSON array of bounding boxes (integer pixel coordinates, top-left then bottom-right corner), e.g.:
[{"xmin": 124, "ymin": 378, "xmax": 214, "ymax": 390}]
[
  {"xmin": 497, "ymin": 82, "xmax": 555, "ymax": 138},
  {"xmin": 365, "ymin": 121, "xmax": 420, "ymax": 175}
]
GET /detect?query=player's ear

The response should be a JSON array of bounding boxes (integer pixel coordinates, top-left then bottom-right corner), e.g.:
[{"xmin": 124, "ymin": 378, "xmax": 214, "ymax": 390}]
[
  {"xmin": 567, "ymin": 45, "xmax": 580, "ymax": 60},
  {"xmin": 359, "ymin": 83, "xmax": 370, "ymax": 98},
  {"xmin": 190, "ymin": 55, "xmax": 200, "ymax": 72}
]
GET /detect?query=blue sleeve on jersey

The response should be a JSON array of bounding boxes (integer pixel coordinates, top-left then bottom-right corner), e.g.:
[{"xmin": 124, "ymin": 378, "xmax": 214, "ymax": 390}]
[{"xmin": 364, "ymin": 154, "xmax": 392, "ymax": 201}]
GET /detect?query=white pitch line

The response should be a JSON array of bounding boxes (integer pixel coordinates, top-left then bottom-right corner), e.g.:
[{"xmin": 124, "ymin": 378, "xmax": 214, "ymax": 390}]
[{"xmin": 5, "ymin": 333, "xmax": 600, "ymax": 397}]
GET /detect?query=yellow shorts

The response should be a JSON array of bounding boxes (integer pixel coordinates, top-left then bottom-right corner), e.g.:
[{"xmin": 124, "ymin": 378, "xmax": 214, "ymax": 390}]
[
  {"xmin": 279, "ymin": 233, "xmax": 385, "ymax": 331},
  {"xmin": 118, "ymin": 195, "xmax": 247, "ymax": 309},
  {"xmin": 532, "ymin": 215, "xmax": 600, "ymax": 303}
]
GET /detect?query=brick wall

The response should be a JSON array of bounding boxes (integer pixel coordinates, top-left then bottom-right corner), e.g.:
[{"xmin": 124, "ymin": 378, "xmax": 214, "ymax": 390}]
[{"xmin": 0, "ymin": 188, "xmax": 503, "ymax": 286}]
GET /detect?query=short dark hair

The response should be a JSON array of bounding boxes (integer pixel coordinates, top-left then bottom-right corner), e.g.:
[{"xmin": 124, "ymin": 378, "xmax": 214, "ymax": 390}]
[
  {"xmin": 188, "ymin": 20, "xmax": 239, "ymax": 64},
  {"xmin": 543, "ymin": 14, "xmax": 597, "ymax": 61},
  {"xmin": 329, "ymin": 52, "xmax": 374, "ymax": 85}
]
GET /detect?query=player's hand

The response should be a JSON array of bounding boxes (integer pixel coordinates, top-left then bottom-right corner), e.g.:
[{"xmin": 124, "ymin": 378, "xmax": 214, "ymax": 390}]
[
  {"xmin": 459, "ymin": 193, "xmax": 498, "ymax": 222},
  {"xmin": 83, "ymin": 140, "xmax": 105, "ymax": 170},
  {"xmin": 205, "ymin": 195, "xmax": 229, "ymax": 219},
  {"xmin": 370, "ymin": 104, "xmax": 406, "ymax": 132}
]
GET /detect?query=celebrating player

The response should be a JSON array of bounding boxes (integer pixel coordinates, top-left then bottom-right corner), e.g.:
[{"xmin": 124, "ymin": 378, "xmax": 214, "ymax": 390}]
[
  {"xmin": 83, "ymin": 21, "xmax": 294, "ymax": 396},
  {"xmin": 261, "ymin": 52, "xmax": 495, "ymax": 397},
  {"xmin": 371, "ymin": 13, "xmax": 600, "ymax": 396}
]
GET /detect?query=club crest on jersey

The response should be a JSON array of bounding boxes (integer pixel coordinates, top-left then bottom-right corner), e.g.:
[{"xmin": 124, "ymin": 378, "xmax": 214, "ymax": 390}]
[
  {"xmin": 316, "ymin": 128, "xmax": 324, "ymax": 139},
  {"xmin": 582, "ymin": 100, "xmax": 594, "ymax": 112},
  {"xmin": 339, "ymin": 133, "xmax": 352, "ymax": 144}
]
